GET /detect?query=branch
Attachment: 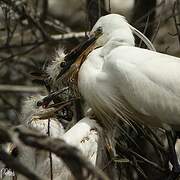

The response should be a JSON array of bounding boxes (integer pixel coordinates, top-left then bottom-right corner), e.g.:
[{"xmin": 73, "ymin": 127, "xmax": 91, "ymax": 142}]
[
  {"xmin": 118, "ymin": 146, "xmax": 167, "ymax": 173},
  {"xmin": 51, "ymin": 32, "xmax": 86, "ymax": 41},
  {"xmin": 0, "ymin": 121, "xmax": 109, "ymax": 180},
  {"xmin": 0, "ymin": 85, "xmax": 44, "ymax": 93},
  {"xmin": 131, "ymin": 0, "xmax": 157, "ymax": 43},
  {"xmin": 1, "ymin": 0, "xmax": 49, "ymax": 40}
]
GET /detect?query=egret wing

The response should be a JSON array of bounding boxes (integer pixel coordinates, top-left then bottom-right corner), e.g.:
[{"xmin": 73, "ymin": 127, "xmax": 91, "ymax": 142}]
[{"xmin": 103, "ymin": 46, "xmax": 180, "ymax": 126}]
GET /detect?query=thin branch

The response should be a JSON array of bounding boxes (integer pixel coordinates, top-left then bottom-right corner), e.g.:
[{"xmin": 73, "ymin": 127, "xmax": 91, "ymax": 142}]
[
  {"xmin": 1, "ymin": 0, "xmax": 49, "ymax": 39},
  {"xmin": 0, "ymin": 122, "xmax": 109, "ymax": 180},
  {"xmin": 118, "ymin": 146, "xmax": 167, "ymax": 173},
  {"xmin": 51, "ymin": 32, "xmax": 86, "ymax": 41},
  {"xmin": 47, "ymin": 119, "xmax": 53, "ymax": 180},
  {"xmin": 0, "ymin": 85, "xmax": 44, "ymax": 93},
  {"xmin": 172, "ymin": 1, "xmax": 180, "ymax": 46}
]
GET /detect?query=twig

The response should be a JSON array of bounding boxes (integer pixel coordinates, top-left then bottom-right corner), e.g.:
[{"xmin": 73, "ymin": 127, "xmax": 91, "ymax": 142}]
[
  {"xmin": 139, "ymin": 15, "xmax": 150, "ymax": 47},
  {"xmin": 0, "ymin": 41, "xmax": 44, "ymax": 63},
  {"xmin": 0, "ymin": 121, "xmax": 109, "ymax": 180},
  {"xmin": 172, "ymin": 1, "xmax": 180, "ymax": 46},
  {"xmin": 0, "ymin": 85, "xmax": 44, "ymax": 93},
  {"xmin": 51, "ymin": 32, "xmax": 86, "ymax": 41},
  {"xmin": 118, "ymin": 146, "xmax": 167, "ymax": 172},
  {"xmin": 47, "ymin": 118, "xmax": 53, "ymax": 180},
  {"xmin": 1, "ymin": 0, "xmax": 49, "ymax": 40}
]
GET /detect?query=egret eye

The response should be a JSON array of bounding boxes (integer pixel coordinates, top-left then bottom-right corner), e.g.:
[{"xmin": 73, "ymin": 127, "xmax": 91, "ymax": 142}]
[
  {"xmin": 94, "ymin": 27, "xmax": 103, "ymax": 38},
  {"xmin": 96, "ymin": 27, "xmax": 103, "ymax": 33}
]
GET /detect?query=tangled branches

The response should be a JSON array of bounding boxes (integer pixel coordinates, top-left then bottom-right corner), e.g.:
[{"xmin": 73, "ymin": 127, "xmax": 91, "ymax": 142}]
[{"xmin": 0, "ymin": 121, "xmax": 108, "ymax": 180}]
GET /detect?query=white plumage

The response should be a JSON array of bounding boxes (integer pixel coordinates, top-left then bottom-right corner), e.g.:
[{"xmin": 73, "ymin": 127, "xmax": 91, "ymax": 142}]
[
  {"xmin": 55, "ymin": 117, "xmax": 102, "ymax": 180},
  {"xmin": 63, "ymin": 118, "xmax": 101, "ymax": 165},
  {"xmin": 46, "ymin": 49, "xmax": 66, "ymax": 90},
  {"xmin": 78, "ymin": 14, "xmax": 180, "ymax": 130},
  {"xmin": 21, "ymin": 96, "xmax": 65, "ymax": 137},
  {"xmin": 5, "ymin": 95, "xmax": 102, "ymax": 180}
]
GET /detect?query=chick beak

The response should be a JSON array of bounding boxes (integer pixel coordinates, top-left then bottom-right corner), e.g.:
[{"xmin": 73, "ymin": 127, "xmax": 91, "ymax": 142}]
[{"xmin": 56, "ymin": 27, "xmax": 103, "ymax": 79}]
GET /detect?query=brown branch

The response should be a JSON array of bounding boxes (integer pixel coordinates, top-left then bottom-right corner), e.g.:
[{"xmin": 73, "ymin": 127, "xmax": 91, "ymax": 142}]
[
  {"xmin": 118, "ymin": 146, "xmax": 167, "ymax": 173},
  {"xmin": 0, "ymin": 85, "xmax": 44, "ymax": 93},
  {"xmin": 0, "ymin": 121, "xmax": 109, "ymax": 180},
  {"xmin": 1, "ymin": 0, "xmax": 49, "ymax": 40},
  {"xmin": 172, "ymin": 1, "xmax": 180, "ymax": 46}
]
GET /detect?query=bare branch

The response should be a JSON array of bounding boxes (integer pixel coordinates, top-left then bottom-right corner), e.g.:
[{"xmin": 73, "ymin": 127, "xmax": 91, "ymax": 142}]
[
  {"xmin": 0, "ymin": 121, "xmax": 109, "ymax": 180},
  {"xmin": 0, "ymin": 85, "xmax": 44, "ymax": 93}
]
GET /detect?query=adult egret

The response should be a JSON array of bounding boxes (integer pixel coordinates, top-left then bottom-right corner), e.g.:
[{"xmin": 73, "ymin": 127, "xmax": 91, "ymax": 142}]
[{"xmin": 56, "ymin": 14, "xmax": 180, "ymax": 179}]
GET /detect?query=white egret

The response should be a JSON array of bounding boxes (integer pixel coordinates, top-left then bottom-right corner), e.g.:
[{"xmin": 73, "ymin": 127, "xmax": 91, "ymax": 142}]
[
  {"xmin": 56, "ymin": 13, "xmax": 180, "ymax": 179},
  {"xmin": 78, "ymin": 14, "xmax": 180, "ymax": 132},
  {"xmin": 4, "ymin": 94, "xmax": 103, "ymax": 180},
  {"xmin": 5, "ymin": 96, "xmax": 65, "ymax": 180}
]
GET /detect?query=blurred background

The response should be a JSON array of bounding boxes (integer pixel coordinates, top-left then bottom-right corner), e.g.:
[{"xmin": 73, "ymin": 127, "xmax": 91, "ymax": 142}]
[{"xmin": 1, "ymin": 1, "xmax": 180, "ymax": 180}]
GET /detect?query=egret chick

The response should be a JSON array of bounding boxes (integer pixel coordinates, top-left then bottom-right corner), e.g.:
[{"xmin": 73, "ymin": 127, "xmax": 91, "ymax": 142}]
[{"xmin": 6, "ymin": 96, "xmax": 104, "ymax": 180}]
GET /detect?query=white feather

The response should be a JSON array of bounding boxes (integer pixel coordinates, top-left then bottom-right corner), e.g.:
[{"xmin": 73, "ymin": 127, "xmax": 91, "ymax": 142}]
[
  {"xmin": 46, "ymin": 49, "xmax": 66, "ymax": 90},
  {"xmin": 78, "ymin": 14, "xmax": 180, "ymax": 130},
  {"xmin": 11, "ymin": 96, "xmax": 102, "ymax": 180}
]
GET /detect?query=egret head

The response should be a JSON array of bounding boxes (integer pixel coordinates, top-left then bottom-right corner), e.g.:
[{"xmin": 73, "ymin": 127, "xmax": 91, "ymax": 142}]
[
  {"xmin": 91, "ymin": 14, "xmax": 135, "ymax": 47},
  {"xmin": 91, "ymin": 14, "xmax": 156, "ymax": 51}
]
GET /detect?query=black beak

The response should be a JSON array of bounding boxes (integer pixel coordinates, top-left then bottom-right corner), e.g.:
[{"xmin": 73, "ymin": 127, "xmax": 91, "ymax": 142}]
[{"xmin": 56, "ymin": 27, "xmax": 103, "ymax": 79}]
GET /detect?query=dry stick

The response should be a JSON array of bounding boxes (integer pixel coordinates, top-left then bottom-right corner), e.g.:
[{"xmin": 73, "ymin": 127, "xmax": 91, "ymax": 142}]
[
  {"xmin": 0, "ymin": 3, "xmax": 86, "ymax": 48},
  {"xmin": 151, "ymin": 0, "xmax": 165, "ymax": 43},
  {"xmin": 51, "ymin": 32, "xmax": 86, "ymax": 41},
  {"xmin": 133, "ymin": 123, "xmax": 166, "ymax": 166},
  {"xmin": 118, "ymin": 145, "xmax": 166, "ymax": 173},
  {"xmin": 0, "ymin": 32, "xmax": 85, "ymax": 50},
  {"xmin": 151, "ymin": 18, "xmax": 161, "ymax": 43},
  {"xmin": 0, "ymin": 122, "xmax": 109, "ymax": 180},
  {"xmin": 0, "ymin": 41, "xmax": 44, "ymax": 63},
  {"xmin": 0, "ymin": 85, "xmax": 44, "ymax": 93},
  {"xmin": 44, "ymin": 20, "xmax": 70, "ymax": 34},
  {"xmin": 47, "ymin": 119, "xmax": 53, "ymax": 180},
  {"xmin": 172, "ymin": 1, "xmax": 180, "ymax": 46},
  {"xmin": 134, "ymin": 0, "xmax": 165, "ymax": 25},
  {"xmin": 129, "ymin": 158, "xmax": 148, "ymax": 179},
  {"xmin": 1, "ymin": 0, "xmax": 49, "ymax": 40},
  {"xmin": 138, "ymin": 15, "xmax": 150, "ymax": 48}
]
